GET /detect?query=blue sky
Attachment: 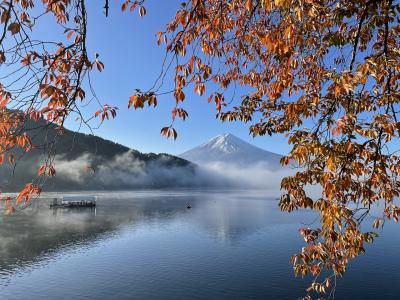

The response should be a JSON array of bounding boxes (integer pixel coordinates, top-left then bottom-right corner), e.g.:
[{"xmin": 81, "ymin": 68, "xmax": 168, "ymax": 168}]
[{"xmin": 61, "ymin": 1, "xmax": 290, "ymax": 156}]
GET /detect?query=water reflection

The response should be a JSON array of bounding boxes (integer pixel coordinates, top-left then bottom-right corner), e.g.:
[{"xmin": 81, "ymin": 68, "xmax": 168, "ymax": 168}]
[
  {"xmin": 190, "ymin": 194, "xmax": 271, "ymax": 242},
  {"xmin": 0, "ymin": 190, "xmax": 399, "ymax": 300},
  {"xmin": 0, "ymin": 190, "xmax": 283, "ymax": 276}
]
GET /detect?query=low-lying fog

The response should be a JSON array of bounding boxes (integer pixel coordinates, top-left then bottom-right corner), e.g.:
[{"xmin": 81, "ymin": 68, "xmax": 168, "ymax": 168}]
[{"xmin": 53, "ymin": 151, "xmax": 295, "ymax": 190}]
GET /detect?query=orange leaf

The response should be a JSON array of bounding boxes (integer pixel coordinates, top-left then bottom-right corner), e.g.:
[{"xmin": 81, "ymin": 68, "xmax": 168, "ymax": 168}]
[
  {"xmin": 121, "ymin": 2, "xmax": 128, "ymax": 11},
  {"xmin": 139, "ymin": 6, "xmax": 146, "ymax": 17},
  {"xmin": 37, "ymin": 165, "xmax": 46, "ymax": 176},
  {"xmin": 48, "ymin": 165, "xmax": 56, "ymax": 177},
  {"xmin": 8, "ymin": 22, "xmax": 20, "ymax": 35},
  {"xmin": 66, "ymin": 29, "xmax": 74, "ymax": 40}
]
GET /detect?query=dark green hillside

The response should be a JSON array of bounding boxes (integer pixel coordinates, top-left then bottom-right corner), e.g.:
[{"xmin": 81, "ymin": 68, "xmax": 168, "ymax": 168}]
[{"xmin": 0, "ymin": 117, "xmax": 195, "ymax": 192}]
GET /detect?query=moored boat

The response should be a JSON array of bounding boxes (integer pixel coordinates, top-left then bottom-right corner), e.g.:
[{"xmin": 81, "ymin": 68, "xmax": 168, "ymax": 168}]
[{"xmin": 50, "ymin": 195, "xmax": 97, "ymax": 208}]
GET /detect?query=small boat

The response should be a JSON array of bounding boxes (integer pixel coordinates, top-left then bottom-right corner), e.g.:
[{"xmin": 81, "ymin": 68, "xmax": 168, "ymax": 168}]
[{"xmin": 50, "ymin": 195, "xmax": 97, "ymax": 208}]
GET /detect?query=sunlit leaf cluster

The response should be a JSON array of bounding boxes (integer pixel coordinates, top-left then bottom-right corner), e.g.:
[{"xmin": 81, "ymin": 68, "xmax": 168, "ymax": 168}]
[
  {"xmin": 125, "ymin": 0, "xmax": 400, "ymax": 297},
  {"xmin": 0, "ymin": 0, "xmax": 114, "ymax": 212},
  {"xmin": 0, "ymin": 0, "xmax": 399, "ymax": 297}
]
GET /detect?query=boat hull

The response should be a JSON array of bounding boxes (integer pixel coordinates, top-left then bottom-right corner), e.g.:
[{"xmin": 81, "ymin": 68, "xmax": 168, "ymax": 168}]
[{"xmin": 50, "ymin": 202, "xmax": 96, "ymax": 208}]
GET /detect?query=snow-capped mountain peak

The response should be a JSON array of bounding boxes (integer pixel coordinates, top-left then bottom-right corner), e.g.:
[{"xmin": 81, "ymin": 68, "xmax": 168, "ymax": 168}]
[
  {"xmin": 180, "ymin": 133, "xmax": 282, "ymax": 168},
  {"xmin": 203, "ymin": 133, "xmax": 250, "ymax": 153}
]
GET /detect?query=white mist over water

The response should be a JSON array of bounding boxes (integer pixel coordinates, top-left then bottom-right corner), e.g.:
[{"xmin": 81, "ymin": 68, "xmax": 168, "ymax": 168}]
[{"xmin": 53, "ymin": 151, "xmax": 295, "ymax": 192}]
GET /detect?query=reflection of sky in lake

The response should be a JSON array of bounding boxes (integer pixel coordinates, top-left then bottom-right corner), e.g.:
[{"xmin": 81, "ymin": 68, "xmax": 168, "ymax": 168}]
[{"xmin": 0, "ymin": 190, "xmax": 399, "ymax": 299}]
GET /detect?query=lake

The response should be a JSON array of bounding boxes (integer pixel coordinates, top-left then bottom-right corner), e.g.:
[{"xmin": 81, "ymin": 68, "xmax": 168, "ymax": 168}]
[{"xmin": 0, "ymin": 189, "xmax": 399, "ymax": 299}]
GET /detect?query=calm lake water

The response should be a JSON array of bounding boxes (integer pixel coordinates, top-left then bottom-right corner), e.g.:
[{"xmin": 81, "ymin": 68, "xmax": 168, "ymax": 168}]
[{"xmin": 0, "ymin": 189, "xmax": 399, "ymax": 299}]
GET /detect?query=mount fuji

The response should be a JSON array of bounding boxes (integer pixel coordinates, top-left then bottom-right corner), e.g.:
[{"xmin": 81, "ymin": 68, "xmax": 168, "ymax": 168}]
[{"xmin": 179, "ymin": 133, "xmax": 283, "ymax": 169}]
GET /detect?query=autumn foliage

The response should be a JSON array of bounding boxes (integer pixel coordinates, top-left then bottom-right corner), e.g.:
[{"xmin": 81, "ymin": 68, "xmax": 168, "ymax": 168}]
[
  {"xmin": 0, "ymin": 0, "xmax": 116, "ymax": 212},
  {"xmin": 1, "ymin": 0, "xmax": 400, "ymax": 298},
  {"xmin": 126, "ymin": 0, "xmax": 400, "ymax": 297}
]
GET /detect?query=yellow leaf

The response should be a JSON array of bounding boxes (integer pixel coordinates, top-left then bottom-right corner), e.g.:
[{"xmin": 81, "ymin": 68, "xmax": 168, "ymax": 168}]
[{"xmin": 327, "ymin": 157, "xmax": 336, "ymax": 172}]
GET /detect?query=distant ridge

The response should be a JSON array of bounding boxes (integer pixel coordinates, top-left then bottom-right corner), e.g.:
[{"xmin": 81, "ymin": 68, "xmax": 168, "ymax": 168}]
[
  {"xmin": 179, "ymin": 133, "xmax": 282, "ymax": 168},
  {"xmin": 0, "ymin": 117, "xmax": 195, "ymax": 191}
]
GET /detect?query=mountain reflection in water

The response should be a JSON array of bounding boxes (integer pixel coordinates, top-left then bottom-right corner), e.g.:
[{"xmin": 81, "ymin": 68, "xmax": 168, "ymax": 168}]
[
  {"xmin": 0, "ymin": 190, "xmax": 279, "ymax": 273},
  {"xmin": 0, "ymin": 190, "xmax": 399, "ymax": 300}
]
